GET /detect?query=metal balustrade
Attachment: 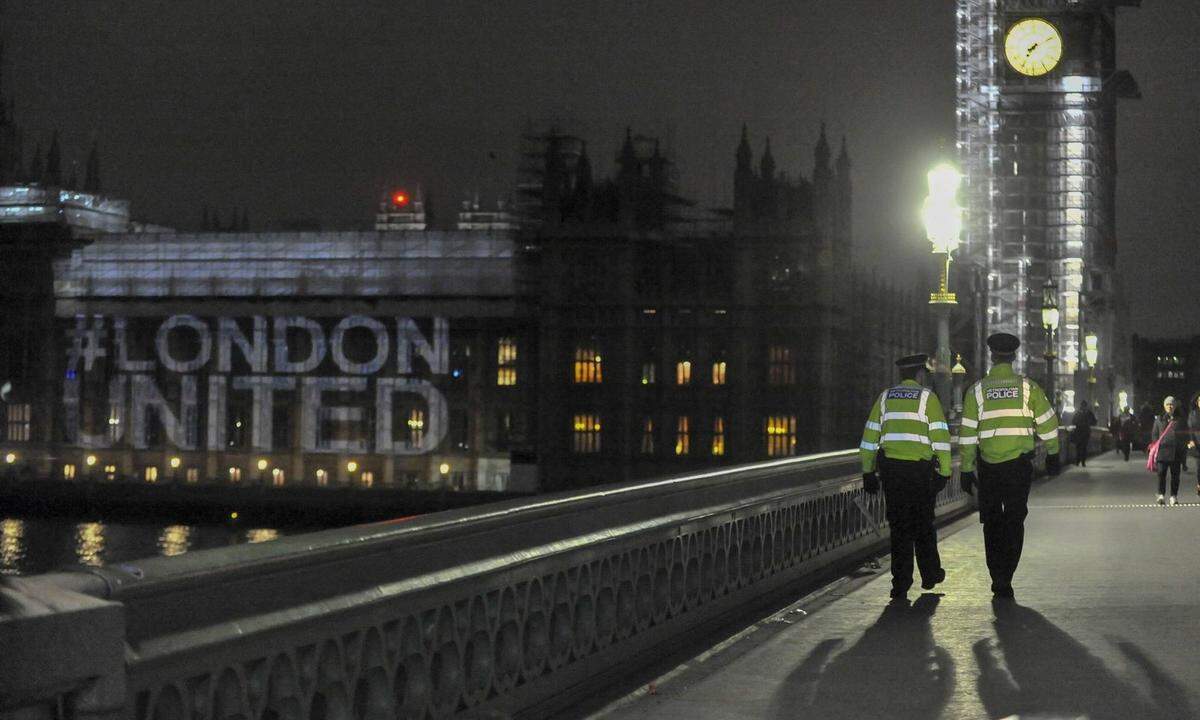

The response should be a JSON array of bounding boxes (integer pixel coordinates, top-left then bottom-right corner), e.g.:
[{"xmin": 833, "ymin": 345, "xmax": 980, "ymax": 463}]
[{"xmin": 1, "ymin": 449, "xmax": 979, "ymax": 720}]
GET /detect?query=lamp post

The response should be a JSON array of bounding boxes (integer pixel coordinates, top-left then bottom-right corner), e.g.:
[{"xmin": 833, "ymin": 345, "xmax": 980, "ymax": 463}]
[
  {"xmin": 922, "ymin": 163, "xmax": 963, "ymax": 409},
  {"xmin": 1041, "ymin": 277, "xmax": 1060, "ymax": 408},
  {"xmin": 1084, "ymin": 332, "xmax": 1099, "ymax": 404}
]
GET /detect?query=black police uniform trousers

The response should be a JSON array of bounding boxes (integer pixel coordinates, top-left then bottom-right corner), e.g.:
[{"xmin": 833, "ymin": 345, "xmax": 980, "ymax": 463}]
[
  {"xmin": 878, "ymin": 456, "xmax": 941, "ymax": 592},
  {"xmin": 977, "ymin": 454, "xmax": 1034, "ymax": 588}
]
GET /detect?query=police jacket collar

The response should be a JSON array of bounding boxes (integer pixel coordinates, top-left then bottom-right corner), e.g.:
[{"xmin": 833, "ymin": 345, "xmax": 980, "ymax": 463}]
[
  {"xmin": 987, "ymin": 363, "xmax": 1017, "ymax": 379},
  {"xmin": 896, "ymin": 379, "xmax": 924, "ymax": 388}
]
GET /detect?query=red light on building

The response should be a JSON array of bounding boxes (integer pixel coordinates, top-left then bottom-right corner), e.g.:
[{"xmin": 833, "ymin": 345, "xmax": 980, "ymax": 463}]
[{"xmin": 392, "ymin": 191, "xmax": 410, "ymax": 207}]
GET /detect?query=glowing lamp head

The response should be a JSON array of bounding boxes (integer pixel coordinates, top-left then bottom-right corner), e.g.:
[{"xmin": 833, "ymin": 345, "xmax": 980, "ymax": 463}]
[
  {"xmin": 86, "ymin": 455, "xmax": 97, "ymax": 467},
  {"xmin": 170, "ymin": 456, "xmax": 181, "ymax": 469},
  {"xmin": 391, "ymin": 191, "xmax": 410, "ymax": 208},
  {"xmin": 922, "ymin": 164, "xmax": 963, "ymax": 255},
  {"xmin": 256, "ymin": 458, "xmax": 268, "ymax": 471},
  {"xmin": 439, "ymin": 462, "xmax": 450, "ymax": 476},
  {"xmin": 1118, "ymin": 391, "xmax": 1129, "ymax": 411},
  {"xmin": 347, "ymin": 461, "xmax": 359, "ymax": 473},
  {"xmin": 4, "ymin": 452, "xmax": 15, "ymax": 464},
  {"xmin": 1084, "ymin": 334, "xmax": 1099, "ymax": 366},
  {"xmin": 1041, "ymin": 278, "xmax": 1060, "ymax": 331}
]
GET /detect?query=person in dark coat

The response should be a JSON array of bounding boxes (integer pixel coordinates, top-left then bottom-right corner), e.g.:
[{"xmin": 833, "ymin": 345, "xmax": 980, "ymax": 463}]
[
  {"xmin": 1071, "ymin": 402, "xmax": 1097, "ymax": 466},
  {"xmin": 1111, "ymin": 407, "xmax": 1135, "ymax": 461},
  {"xmin": 1151, "ymin": 396, "xmax": 1189, "ymax": 505},
  {"xmin": 1189, "ymin": 392, "xmax": 1200, "ymax": 493}
]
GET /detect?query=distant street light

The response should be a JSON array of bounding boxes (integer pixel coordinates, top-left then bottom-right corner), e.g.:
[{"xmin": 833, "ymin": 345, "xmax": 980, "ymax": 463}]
[
  {"xmin": 922, "ymin": 163, "xmax": 962, "ymax": 410},
  {"xmin": 1085, "ymin": 333, "xmax": 1099, "ymax": 402},
  {"xmin": 1041, "ymin": 277, "xmax": 1060, "ymax": 406}
]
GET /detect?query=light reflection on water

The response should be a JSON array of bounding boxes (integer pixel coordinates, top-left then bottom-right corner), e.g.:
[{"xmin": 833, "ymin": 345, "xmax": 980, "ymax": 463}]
[{"xmin": 0, "ymin": 516, "xmax": 285, "ymax": 576}]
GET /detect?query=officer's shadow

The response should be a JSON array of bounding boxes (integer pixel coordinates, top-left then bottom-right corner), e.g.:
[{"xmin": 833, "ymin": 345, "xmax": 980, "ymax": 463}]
[
  {"xmin": 974, "ymin": 600, "xmax": 1193, "ymax": 720},
  {"xmin": 769, "ymin": 593, "xmax": 954, "ymax": 719}
]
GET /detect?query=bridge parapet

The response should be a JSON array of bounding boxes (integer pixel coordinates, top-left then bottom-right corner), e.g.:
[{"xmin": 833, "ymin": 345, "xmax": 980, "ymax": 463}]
[{"xmin": 1, "ymin": 450, "xmax": 976, "ymax": 719}]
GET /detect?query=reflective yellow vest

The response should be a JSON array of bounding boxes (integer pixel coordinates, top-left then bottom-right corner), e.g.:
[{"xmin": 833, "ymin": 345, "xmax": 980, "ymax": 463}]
[
  {"xmin": 859, "ymin": 379, "xmax": 953, "ymax": 477},
  {"xmin": 959, "ymin": 363, "xmax": 1060, "ymax": 472}
]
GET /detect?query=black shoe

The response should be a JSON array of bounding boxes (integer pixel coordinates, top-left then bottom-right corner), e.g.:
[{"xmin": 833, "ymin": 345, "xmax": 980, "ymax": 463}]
[
  {"xmin": 920, "ymin": 568, "xmax": 946, "ymax": 590},
  {"xmin": 890, "ymin": 587, "xmax": 907, "ymax": 600}
]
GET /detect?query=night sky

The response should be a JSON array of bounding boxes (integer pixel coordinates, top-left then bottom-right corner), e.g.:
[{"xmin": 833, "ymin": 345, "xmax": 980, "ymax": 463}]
[{"xmin": 2, "ymin": 1, "xmax": 1197, "ymax": 336}]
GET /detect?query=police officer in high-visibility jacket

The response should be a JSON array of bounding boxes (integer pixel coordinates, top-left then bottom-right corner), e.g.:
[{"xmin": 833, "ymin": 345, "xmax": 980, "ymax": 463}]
[
  {"xmin": 959, "ymin": 332, "xmax": 1061, "ymax": 599},
  {"xmin": 860, "ymin": 353, "xmax": 953, "ymax": 600}
]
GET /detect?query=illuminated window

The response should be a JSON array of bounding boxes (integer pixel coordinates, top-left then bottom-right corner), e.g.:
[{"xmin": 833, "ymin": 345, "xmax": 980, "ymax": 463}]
[
  {"xmin": 572, "ymin": 414, "xmax": 602, "ymax": 454},
  {"xmin": 641, "ymin": 362, "xmax": 657, "ymax": 385},
  {"xmin": 768, "ymin": 346, "xmax": 795, "ymax": 386},
  {"xmin": 103, "ymin": 464, "xmax": 117, "ymax": 481},
  {"xmin": 63, "ymin": 463, "xmax": 76, "ymax": 480},
  {"xmin": 641, "ymin": 418, "xmax": 656, "ymax": 455},
  {"xmin": 228, "ymin": 467, "xmax": 242, "ymax": 483},
  {"xmin": 361, "ymin": 471, "xmax": 375, "ymax": 488},
  {"xmin": 406, "ymin": 408, "xmax": 426, "ymax": 448},
  {"xmin": 766, "ymin": 416, "xmax": 798, "ymax": 457},
  {"xmin": 712, "ymin": 417, "xmax": 726, "ymax": 456},
  {"xmin": 675, "ymin": 416, "xmax": 691, "ymax": 456},
  {"xmin": 186, "ymin": 468, "xmax": 199, "ymax": 483},
  {"xmin": 676, "ymin": 360, "xmax": 692, "ymax": 386},
  {"xmin": 712, "ymin": 361, "xmax": 727, "ymax": 385},
  {"xmin": 573, "ymin": 346, "xmax": 603, "ymax": 384},
  {"xmin": 6, "ymin": 404, "xmax": 30, "ymax": 442},
  {"xmin": 144, "ymin": 466, "xmax": 159, "ymax": 483},
  {"xmin": 315, "ymin": 468, "xmax": 329, "ymax": 486},
  {"xmin": 497, "ymin": 337, "xmax": 518, "ymax": 386},
  {"xmin": 272, "ymin": 468, "xmax": 286, "ymax": 487}
]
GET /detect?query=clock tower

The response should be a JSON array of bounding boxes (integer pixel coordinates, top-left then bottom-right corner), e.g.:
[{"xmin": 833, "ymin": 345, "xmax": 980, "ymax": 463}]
[{"xmin": 956, "ymin": 0, "xmax": 1140, "ymax": 410}]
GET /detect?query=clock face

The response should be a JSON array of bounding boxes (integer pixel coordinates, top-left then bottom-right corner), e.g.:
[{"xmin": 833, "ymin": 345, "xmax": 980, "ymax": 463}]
[{"xmin": 1005, "ymin": 18, "xmax": 1063, "ymax": 77}]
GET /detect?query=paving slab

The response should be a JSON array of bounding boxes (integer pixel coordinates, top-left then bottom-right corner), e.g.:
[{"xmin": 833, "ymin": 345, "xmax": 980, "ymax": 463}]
[{"xmin": 591, "ymin": 452, "xmax": 1200, "ymax": 720}]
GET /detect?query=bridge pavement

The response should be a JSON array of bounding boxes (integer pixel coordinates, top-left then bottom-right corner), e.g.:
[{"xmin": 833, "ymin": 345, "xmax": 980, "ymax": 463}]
[{"xmin": 589, "ymin": 452, "xmax": 1200, "ymax": 720}]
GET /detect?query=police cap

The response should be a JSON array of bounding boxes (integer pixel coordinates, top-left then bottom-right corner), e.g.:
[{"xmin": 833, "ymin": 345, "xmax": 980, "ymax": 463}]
[
  {"xmin": 895, "ymin": 353, "xmax": 930, "ymax": 370},
  {"xmin": 987, "ymin": 332, "xmax": 1021, "ymax": 354}
]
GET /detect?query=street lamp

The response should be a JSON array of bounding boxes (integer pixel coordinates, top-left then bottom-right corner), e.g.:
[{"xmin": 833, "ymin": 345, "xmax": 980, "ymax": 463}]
[
  {"xmin": 1041, "ymin": 277, "xmax": 1060, "ymax": 405},
  {"xmin": 1084, "ymin": 332, "xmax": 1099, "ymax": 402},
  {"xmin": 922, "ymin": 163, "xmax": 962, "ymax": 408}
]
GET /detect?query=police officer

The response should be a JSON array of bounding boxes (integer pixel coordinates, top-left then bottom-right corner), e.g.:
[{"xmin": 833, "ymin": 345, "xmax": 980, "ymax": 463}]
[
  {"xmin": 959, "ymin": 332, "xmax": 1061, "ymax": 599},
  {"xmin": 860, "ymin": 354, "xmax": 953, "ymax": 600}
]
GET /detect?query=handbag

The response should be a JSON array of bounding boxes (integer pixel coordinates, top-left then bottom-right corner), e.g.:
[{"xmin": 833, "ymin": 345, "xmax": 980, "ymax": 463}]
[{"xmin": 1146, "ymin": 420, "xmax": 1175, "ymax": 471}]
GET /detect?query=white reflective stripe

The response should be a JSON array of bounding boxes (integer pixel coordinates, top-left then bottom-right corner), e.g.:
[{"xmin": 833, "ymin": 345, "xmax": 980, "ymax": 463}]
[
  {"xmin": 959, "ymin": 436, "xmax": 979, "ymax": 445},
  {"xmin": 860, "ymin": 441, "xmax": 878, "ymax": 451},
  {"xmin": 979, "ymin": 427, "xmax": 1034, "ymax": 439},
  {"xmin": 974, "ymin": 382, "xmax": 984, "ymax": 412},
  {"xmin": 1022, "ymin": 379, "xmax": 1033, "ymax": 418},
  {"xmin": 1036, "ymin": 409, "xmax": 1056, "ymax": 425},
  {"xmin": 980, "ymin": 408, "xmax": 1028, "ymax": 420},
  {"xmin": 917, "ymin": 390, "xmax": 930, "ymax": 423},
  {"xmin": 881, "ymin": 432, "xmax": 931, "ymax": 445},
  {"xmin": 931, "ymin": 442, "xmax": 951, "ymax": 451},
  {"xmin": 961, "ymin": 417, "xmax": 978, "ymax": 428},
  {"xmin": 929, "ymin": 421, "xmax": 949, "ymax": 431},
  {"xmin": 1038, "ymin": 430, "xmax": 1058, "ymax": 441},
  {"xmin": 878, "ymin": 391, "xmax": 888, "ymax": 419},
  {"xmin": 882, "ymin": 412, "xmax": 924, "ymax": 422},
  {"xmin": 865, "ymin": 421, "xmax": 881, "ymax": 431}
]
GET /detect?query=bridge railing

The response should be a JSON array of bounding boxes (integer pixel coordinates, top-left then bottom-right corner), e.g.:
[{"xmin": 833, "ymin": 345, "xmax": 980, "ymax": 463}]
[{"xmin": 0, "ymin": 449, "xmax": 975, "ymax": 720}]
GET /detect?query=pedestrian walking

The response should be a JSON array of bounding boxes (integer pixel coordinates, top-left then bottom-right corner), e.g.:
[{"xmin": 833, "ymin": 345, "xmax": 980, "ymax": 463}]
[
  {"xmin": 1190, "ymin": 393, "xmax": 1200, "ymax": 495},
  {"xmin": 1113, "ymin": 406, "xmax": 1135, "ymax": 462},
  {"xmin": 1148, "ymin": 396, "xmax": 1189, "ymax": 506},
  {"xmin": 959, "ymin": 333, "xmax": 1061, "ymax": 599},
  {"xmin": 1071, "ymin": 402, "xmax": 1097, "ymax": 466},
  {"xmin": 859, "ymin": 354, "xmax": 952, "ymax": 601}
]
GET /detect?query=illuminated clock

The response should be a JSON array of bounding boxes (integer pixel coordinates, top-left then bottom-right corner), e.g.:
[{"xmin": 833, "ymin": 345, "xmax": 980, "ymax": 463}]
[{"xmin": 1005, "ymin": 18, "xmax": 1063, "ymax": 77}]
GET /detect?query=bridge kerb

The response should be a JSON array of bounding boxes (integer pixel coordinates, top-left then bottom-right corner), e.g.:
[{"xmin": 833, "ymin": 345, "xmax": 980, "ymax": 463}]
[{"xmin": 12, "ymin": 434, "xmax": 1117, "ymax": 720}]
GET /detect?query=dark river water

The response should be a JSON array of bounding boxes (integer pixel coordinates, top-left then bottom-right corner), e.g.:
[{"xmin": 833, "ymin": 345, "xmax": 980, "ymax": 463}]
[{"xmin": 0, "ymin": 515, "xmax": 295, "ymax": 576}]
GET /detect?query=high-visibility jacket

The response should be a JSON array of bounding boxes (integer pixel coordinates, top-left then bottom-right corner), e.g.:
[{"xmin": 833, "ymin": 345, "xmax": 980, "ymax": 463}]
[
  {"xmin": 859, "ymin": 379, "xmax": 953, "ymax": 477},
  {"xmin": 959, "ymin": 363, "xmax": 1060, "ymax": 472}
]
